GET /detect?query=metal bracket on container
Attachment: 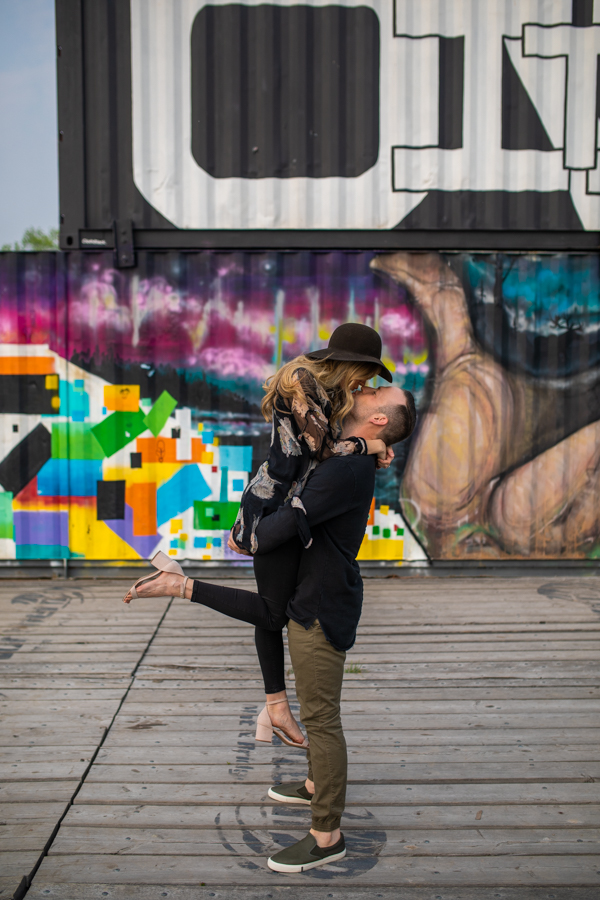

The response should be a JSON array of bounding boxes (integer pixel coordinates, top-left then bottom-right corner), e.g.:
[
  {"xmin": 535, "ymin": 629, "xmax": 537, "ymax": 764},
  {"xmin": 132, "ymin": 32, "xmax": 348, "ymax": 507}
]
[{"xmin": 114, "ymin": 219, "xmax": 136, "ymax": 268}]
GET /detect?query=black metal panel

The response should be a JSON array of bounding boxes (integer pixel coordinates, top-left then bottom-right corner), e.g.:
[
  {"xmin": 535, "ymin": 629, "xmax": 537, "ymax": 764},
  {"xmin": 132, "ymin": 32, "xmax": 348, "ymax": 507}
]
[
  {"xmin": 55, "ymin": 0, "xmax": 85, "ymax": 248},
  {"xmin": 191, "ymin": 4, "xmax": 379, "ymax": 178},
  {"xmin": 501, "ymin": 41, "xmax": 553, "ymax": 151},
  {"xmin": 128, "ymin": 228, "xmax": 597, "ymax": 251},
  {"xmin": 55, "ymin": 0, "xmax": 173, "ymax": 251},
  {"xmin": 438, "ymin": 37, "xmax": 464, "ymax": 151},
  {"xmin": 397, "ymin": 191, "xmax": 584, "ymax": 232}
]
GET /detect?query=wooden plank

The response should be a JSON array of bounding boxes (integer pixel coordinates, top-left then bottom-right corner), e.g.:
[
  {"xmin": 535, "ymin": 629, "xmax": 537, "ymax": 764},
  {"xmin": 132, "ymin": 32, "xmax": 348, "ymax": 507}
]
[
  {"xmin": 129, "ymin": 683, "xmax": 600, "ymax": 700},
  {"xmin": 133, "ymin": 664, "xmax": 600, "ymax": 681},
  {"xmin": 137, "ymin": 661, "xmax": 600, "ymax": 677},
  {"xmin": 5, "ymin": 653, "xmax": 144, "ymax": 663},
  {"xmin": 124, "ymin": 685, "xmax": 600, "ymax": 700},
  {"xmin": 0, "ymin": 714, "xmax": 118, "ymax": 728},
  {"xmin": 0, "ymin": 664, "xmax": 138, "ymax": 675},
  {"xmin": 0, "ymin": 678, "xmax": 129, "ymax": 689},
  {"xmin": 0, "ymin": 701, "xmax": 125, "ymax": 715},
  {"xmin": 20, "ymin": 886, "xmax": 600, "ymax": 900},
  {"xmin": 103, "ymin": 727, "xmax": 600, "ymax": 747},
  {"xmin": 0, "ymin": 690, "xmax": 126, "ymax": 700},
  {"xmin": 30, "ymin": 852, "xmax": 600, "ymax": 885},
  {"xmin": 3, "ymin": 635, "xmax": 155, "ymax": 644},
  {"xmin": 156, "ymin": 628, "xmax": 600, "ymax": 641},
  {"xmin": 116, "ymin": 699, "xmax": 600, "ymax": 715},
  {"xmin": 0, "ymin": 748, "xmax": 96, "ymax": 763},
  {"xmin": 0, "ymin": 761, "xmax": 91, "ymax": 781},
  {"xmin": 106, "ymin": 712, "xmax": 600, "ymax": 730},
  {"xmin": 0, "ymin": 729, "xmax": 107, "ymax": 747},
  {"xmin": 47, "ymin": 825, "xmax": 600, "ymax": 857},
  {"xmin": 142, "ymin": 648, "xmax": 600, "ymax": 661},
  {"xmin": 0, "ymin": 851, "xmax": 41, "ymax": 877},
  {"xmin": 82, "ymin": 762, "xmax": 600, "ymax": 785},
  {"xmin": 95, "ymin": 744, "xmax": 600, "ymax": 765},
  {"xmin": 11, "ymin": 643, "xmax": 149, "ymax": 653},
  {"xmin": 0, "ymin": 802, "xmax": 70, "ymax": 821},
  {"xmin": 149, "ymin": 636, "xmax": 600, "ymax": 648},
  {"xmin": 73, "ymin": 782, "xmax": 600, "ymax": 805},
  {"xmin": 155, "ymin": 626, "xmax": 600, "ymax": 640},
  {"xmin": 0, "ymin": 782, "xmax": 80, "ymax": 802},
  {"xmin": 0, "ymin": 821, "xmax": 59, "ymax": 852},
  {"xmin": 62, "ymin": 801, "xmax": 600, "ymax": 829}
]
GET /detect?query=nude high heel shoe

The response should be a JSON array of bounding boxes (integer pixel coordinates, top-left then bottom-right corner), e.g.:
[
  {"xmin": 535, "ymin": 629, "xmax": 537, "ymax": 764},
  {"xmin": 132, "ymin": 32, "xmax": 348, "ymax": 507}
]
[
  {"xmin": 255, "ymin": 698, "xmax": 309, "ymax": 749},
  {"xmin": 123, "ymin": 550, "xmax": 189, "ymax": 603}
]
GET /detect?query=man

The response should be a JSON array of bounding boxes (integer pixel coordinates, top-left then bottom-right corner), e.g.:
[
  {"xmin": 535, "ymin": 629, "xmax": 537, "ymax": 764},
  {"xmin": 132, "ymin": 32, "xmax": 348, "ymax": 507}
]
[
  {"xmin": 122, "ymin": 383, "xmax": 416, "ymax": 871},
  {"xmin": 253, "ymin": 384, "xmax": 416, "ymax": 873}
]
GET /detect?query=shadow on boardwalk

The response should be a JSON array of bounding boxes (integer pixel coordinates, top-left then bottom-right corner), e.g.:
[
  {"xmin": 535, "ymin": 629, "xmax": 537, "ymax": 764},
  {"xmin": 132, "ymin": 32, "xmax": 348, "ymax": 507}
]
[{"xmin": 0, "ymin": 575, "xmax": 599, "ymax": 899}]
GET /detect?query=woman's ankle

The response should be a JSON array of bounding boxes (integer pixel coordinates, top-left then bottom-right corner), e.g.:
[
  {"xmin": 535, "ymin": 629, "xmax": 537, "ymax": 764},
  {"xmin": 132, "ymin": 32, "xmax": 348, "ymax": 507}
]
[{"xmin": 265, "ymin": 690, "xmax": 288, "ymax": 706}]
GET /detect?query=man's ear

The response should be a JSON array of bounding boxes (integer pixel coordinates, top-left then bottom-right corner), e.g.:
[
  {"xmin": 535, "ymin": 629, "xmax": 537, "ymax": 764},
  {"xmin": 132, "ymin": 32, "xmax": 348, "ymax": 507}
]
[{"xmin": 369, "ymin": 413, "xmax": 388, "ymax": 427}]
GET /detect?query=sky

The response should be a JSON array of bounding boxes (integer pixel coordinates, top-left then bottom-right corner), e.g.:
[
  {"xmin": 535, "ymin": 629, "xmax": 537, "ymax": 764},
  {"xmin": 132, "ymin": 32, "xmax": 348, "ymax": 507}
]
[{"xmin": 0, "ymin": 0, "xmax": 58, "ymax": 246}]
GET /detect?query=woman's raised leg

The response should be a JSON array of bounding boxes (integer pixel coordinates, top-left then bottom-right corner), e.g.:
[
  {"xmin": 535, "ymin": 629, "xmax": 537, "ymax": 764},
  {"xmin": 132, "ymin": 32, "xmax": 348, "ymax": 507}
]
[{"xmin": 122, "ymin": 538, "xmax": 305, "ymax": 745}]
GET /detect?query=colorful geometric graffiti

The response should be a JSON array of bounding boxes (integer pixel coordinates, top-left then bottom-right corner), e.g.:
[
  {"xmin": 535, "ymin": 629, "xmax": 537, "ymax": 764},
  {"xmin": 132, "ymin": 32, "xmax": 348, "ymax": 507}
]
[
  {"xmin": 2, "ymin": 249, "xmax": 598, "ymax": 562},
  {"xmin": 0, "ymin": 251, "xmax": 428, "ymax": 563}
]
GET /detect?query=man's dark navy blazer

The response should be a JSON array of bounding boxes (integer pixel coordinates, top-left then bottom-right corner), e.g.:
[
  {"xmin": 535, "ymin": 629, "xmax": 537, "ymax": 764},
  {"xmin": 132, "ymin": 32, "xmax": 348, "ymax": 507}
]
[{"xmin": 255, "ymin": 453, "xmax": 376, "ymax": 651}]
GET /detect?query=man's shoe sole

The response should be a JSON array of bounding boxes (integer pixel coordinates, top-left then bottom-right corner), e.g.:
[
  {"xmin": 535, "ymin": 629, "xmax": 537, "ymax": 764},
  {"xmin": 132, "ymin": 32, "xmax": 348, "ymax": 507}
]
[
  {"xmin": 268, "ymin": 786, "xmax": 312, "ymax": 805},
  {"xmin": 267, "ymin": 847, "xmax": 346, "ymax": 872}
]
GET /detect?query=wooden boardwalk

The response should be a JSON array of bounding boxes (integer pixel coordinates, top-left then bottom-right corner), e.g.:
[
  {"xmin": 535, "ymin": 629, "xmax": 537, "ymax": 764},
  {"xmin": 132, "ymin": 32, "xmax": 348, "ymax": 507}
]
[{"xmin": 1, "ymin": 574, "xmax": 599, "ymax": 900}]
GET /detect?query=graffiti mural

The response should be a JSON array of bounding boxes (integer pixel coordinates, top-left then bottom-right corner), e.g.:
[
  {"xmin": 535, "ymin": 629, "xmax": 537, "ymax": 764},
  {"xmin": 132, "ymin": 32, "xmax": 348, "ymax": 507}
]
[
  {"xmin": 2, "ymin": 249, "xmax": 598, "ymax": 563},
  {"xmin": 372, "ymin": 252, "xmax": 600, "ymax": 560},
  {"xmin": 0, "ymin": 251, "xmax": 428, "ymax": 563}
]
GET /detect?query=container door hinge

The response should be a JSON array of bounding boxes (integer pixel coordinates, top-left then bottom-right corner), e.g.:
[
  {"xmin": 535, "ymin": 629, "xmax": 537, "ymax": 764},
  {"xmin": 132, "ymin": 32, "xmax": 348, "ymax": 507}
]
[{"xmin": 114, "ymin": 219, "xmax": 136, "ymax": 268}]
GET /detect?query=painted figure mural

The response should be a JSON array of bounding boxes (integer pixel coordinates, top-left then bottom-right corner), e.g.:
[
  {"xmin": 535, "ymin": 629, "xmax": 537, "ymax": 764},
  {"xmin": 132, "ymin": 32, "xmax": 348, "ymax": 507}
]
[
  {"xmin": 374, "ymin": 253, "xmax": 600, "ymax": 559},
  {"xmin": 0, "ymin": 249, "xmax": 598, "ymax": 563}
]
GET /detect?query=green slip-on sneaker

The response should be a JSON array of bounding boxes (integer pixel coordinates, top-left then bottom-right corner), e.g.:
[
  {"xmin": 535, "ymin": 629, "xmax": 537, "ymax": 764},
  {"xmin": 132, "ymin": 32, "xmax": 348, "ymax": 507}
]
[
  {"xmin": 268, "ymin": 832, "xmax": 346, "ymax": 873},
  {"xmin": 268, "ymin": 781, "xmax": 314, "ymax": 805}
]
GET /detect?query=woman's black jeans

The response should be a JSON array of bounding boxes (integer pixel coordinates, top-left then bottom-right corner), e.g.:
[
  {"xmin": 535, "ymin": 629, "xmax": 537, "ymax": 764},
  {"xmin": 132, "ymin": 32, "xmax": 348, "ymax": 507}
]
[{"xmin": 190, "ymin": 537, "xmax": 302, "ymax": 694}]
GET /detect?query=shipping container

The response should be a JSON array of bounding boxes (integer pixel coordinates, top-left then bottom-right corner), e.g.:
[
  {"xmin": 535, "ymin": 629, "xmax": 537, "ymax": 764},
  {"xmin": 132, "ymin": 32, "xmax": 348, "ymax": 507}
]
[
  {"xmin": 2, "ymin": 1, "xmax": 599, "ymax": 568},
  {"xmin": 1, "ymin": 248, "xmax": 599, "ymax": 565},
  {"xmin": 56, "ymin": 0, "xmax": 600, "ymax": 255}
]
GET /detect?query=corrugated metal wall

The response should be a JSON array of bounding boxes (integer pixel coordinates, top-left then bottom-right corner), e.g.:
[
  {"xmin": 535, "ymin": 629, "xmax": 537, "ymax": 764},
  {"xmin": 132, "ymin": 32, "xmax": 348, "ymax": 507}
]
[
  {"xmin": 127, "ymin": 0, "xmax": 599, "ymax": 231},
  {"xmin": 1, "ymin": 248, "xmax": 599, "ymax": 563},
  {"xmin": 56, "ymin": 0, "xmax": 600, "ymax": 242}
]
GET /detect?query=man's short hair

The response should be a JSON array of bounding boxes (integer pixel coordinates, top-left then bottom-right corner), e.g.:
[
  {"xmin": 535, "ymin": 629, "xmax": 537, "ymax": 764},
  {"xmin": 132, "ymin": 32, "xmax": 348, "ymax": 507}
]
[{"xmin": 378, "ymin": 390, "xmax": 416, "ymax": 445}]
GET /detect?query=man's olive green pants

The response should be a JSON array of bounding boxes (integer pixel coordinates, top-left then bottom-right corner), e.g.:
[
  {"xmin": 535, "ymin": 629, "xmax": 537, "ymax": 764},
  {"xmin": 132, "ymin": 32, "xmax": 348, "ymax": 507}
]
[{"xmin": 287, "ymin": 618, "xmax": 347, "ymax": 832}]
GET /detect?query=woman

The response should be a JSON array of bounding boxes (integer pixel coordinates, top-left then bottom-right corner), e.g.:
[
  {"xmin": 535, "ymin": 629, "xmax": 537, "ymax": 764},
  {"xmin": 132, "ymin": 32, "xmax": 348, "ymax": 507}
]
[{"xmin": 124, "ymin": 324, "xmax": 394, "ymax": 747}]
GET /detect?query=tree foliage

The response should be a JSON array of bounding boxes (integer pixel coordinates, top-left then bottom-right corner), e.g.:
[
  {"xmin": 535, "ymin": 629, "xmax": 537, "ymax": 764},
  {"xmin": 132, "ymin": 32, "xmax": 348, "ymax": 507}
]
[{"xmin": 1, "ymin": 227, "xmax": 59, "ymax": 251}]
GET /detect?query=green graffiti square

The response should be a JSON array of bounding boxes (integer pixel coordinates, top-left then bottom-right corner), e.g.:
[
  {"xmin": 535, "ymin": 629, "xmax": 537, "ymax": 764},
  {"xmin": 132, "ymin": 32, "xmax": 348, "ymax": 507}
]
[
  {"xmin": 193, "ymin": 500, "xmax": 239, "ymax": 531},
  {"xmin": 91, "ymin": 410, "xmax": 147, "ymax": 458},
  {"xmin": 51, "ymin": 423, "xmax": 105, "ymax": 460},
  {"xmin": 143, "ymin": 391, "xmax": 178, "ymax": 437},
  {"xmin": 0, "ymin": 492, "xmax": 14, "ymax": 540}
]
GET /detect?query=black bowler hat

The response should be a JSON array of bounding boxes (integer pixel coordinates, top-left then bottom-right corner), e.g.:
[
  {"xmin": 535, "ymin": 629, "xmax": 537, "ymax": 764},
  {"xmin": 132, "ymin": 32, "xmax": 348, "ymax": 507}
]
[{"xmin": 306, "ymin": 323, "xmax": 393, "ymax": 383}]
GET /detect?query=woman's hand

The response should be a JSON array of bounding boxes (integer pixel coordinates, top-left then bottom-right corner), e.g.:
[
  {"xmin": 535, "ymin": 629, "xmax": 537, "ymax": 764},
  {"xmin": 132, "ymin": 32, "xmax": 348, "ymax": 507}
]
[
  {"xmin": 377, "ymin": 445, "xmax": 395, "ymax": 470},
  {"xmin": 228, "ymin": 529, "xmax": 253, "ymax": 556},
  {"xmin": 366, "ymin": 439, "xmax": 393, "ymax": 469}
]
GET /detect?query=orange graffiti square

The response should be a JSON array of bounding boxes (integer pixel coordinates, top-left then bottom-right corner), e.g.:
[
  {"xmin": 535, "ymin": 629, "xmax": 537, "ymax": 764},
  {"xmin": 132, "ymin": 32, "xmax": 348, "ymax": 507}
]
[
  {"xmin": 104, "ymin": 384, "xmax": 140, "ymax": 411},
  {"xmin": 190, "ymin": 438, "xmax": 206, "ymax": 462},
  {"xmin": 136, "ymin": 437, "xmax": 178, "ymax": 464},
  {"xmin": 126, "ymin": 483, "xmax": 157, "ymax": 536},
  {"xmin": 0, "ymin": 357, "xmax": 55, "ymax": 375}
]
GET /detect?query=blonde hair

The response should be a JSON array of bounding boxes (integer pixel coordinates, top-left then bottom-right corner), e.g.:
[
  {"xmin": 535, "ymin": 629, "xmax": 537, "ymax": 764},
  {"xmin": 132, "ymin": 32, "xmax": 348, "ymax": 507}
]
[{"xmin": 261, "ymin": 355, "xmax": 380, "ymax": 430}]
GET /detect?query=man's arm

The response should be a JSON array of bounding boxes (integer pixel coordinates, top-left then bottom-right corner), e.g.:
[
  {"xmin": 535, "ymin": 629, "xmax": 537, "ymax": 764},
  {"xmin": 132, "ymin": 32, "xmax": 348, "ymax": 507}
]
[{"xmin": 254, "ymin": 456, "xmax": 373, "ymax": 554}]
